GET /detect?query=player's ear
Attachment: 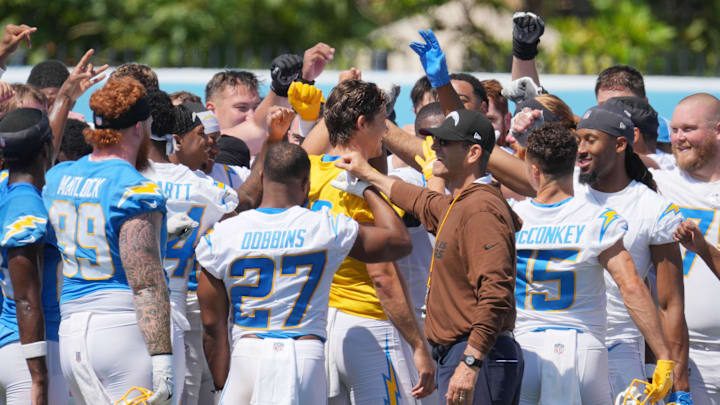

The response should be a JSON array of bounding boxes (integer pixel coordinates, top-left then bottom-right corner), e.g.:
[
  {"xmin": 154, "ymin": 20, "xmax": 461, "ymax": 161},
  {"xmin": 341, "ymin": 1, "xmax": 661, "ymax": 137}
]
[
  {"xmin": 466, "ymin": 144, "xmax": 483, "ymax": 165},
  {"xmin": 616, "ymin": 135, "xmax": 628, "ymax": 154},
  {"xmin": 206, "ymin": 101, "xmax": 215, "ymax": 112},
  {"xmin": 172, "ymin": 134, "xmax": 182, "ymax": 150},
  {"xmin": 356, "ymin": 114, "xmax": 369, "ymax": 132}
]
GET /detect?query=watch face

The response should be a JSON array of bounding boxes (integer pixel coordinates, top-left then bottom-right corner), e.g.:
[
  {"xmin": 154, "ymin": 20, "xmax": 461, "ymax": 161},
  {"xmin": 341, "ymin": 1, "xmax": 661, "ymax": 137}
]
[{"xmin": 464, "ymin": 355, "xmax": 474, "ymax": 366}]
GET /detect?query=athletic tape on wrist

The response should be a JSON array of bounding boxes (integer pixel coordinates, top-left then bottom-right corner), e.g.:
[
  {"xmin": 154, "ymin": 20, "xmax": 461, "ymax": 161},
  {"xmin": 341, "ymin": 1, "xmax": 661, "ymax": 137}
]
[{"xmin": 20, "ymin": 341, "xmax": 47, "ymax": 359}]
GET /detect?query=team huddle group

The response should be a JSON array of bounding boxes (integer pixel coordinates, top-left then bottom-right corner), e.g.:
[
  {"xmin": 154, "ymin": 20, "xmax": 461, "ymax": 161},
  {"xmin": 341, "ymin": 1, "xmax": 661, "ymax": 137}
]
[{"xmin": 0, "ymin": 10, "xmax": 717, "ymax": 405}]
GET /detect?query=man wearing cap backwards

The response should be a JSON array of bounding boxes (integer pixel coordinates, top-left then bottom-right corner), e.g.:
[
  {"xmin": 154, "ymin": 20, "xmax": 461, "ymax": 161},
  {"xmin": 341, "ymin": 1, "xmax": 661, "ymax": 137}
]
[
  {"xmin": 507, "ymin": 122, "xmax": 674, "ymax": 405},
  {"xmin": 41, "ymin": 77, "xmax": 174, "ymax": 405},
  {"xmin": 0, "ymin": 108, "xmax": 67, "ymax": 405},
  {"xmin": 479, "ymin": 102, "xmax": 689, "ymax": 402},
  {"xmin": 652, "ymin": 93, "xmax": 720, "ymax": 405},
  {"xmin": 335, "ymin": 108, "xmax": 524, "ymax": 405}
]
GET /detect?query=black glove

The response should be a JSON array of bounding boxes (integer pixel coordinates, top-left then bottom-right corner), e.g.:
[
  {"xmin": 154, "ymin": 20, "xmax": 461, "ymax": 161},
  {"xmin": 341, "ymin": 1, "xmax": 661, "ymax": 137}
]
[
  {"xmin": 270, "ymin": 54, "xmax": 303, "ymax": 97},
  {"xmin": 512, "ymin": 11, "xmax": 545, "ymax": 60}
]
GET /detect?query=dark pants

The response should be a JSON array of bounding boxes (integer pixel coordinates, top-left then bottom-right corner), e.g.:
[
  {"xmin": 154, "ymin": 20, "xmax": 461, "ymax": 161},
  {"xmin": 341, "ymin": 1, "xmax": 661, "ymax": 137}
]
[{"xmin": 432, "ymin": 334, "xmax": 524, "ymax": 405}]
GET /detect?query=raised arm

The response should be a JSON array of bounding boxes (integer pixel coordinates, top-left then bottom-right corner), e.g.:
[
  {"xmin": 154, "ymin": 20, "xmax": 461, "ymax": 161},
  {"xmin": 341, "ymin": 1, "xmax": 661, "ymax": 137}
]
[
  {"xmin": 510, "ymin": 12, "xmax": 544, "ymax": 86},
  {"xmin": 601, "ymin": 240, "xmax": 674, "ymax": 401},
  {"xmin": 651, "ymin": 243, "xmax": 690, "ymax": 392},
  {"xmin": 0, "ymin": 23, "xmax": 36, "ymax": 70},
  {"xmin": 197, "ymin": 268, "xmax": 231, "ymax": 391},
  {"xmin": 48, "ymin": 49, "xmax": 108, "ymax": 161},
  {"xmin": 674, "ymin": 219, "xmax": 720, "ymax": 280},
  {"xmin": 8, "ymin": 244, "xmax": 47, "ymax": 405},
  {"xmin": 119, "ymin": 211, "xmax": 174, "ymax": 404}
]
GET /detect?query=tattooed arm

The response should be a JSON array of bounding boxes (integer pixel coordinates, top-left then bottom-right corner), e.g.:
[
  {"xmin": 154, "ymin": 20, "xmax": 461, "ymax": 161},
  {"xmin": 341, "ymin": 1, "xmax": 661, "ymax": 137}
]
[{"xmin": 119, "ymin": 211, "xmax": 172, "ymax": 355}]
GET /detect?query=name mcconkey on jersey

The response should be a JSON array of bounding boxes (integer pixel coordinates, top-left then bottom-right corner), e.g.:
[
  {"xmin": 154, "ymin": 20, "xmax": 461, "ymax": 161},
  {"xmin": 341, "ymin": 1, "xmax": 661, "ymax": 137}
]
[
  {"xmin": 516, "ymin": 224, "xmax": 586, "ymax": 246},
  {"xmin": 55, "ymin": 175, "xmax": 107, "ymax": 199},
  {"xmin": 241, "ymin": 228, "xmax": 307, "ymax": 250}
]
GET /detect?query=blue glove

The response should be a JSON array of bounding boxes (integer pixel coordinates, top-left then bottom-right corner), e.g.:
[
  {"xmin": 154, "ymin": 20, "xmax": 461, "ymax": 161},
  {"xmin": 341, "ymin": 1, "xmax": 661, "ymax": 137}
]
[
  {"xmin": 668, "ymin": 391, "xmax": 693, "ymax": 405},
  {"xmin": 409, "ymin": 29, "xmax": 450, "ymax": 88}
]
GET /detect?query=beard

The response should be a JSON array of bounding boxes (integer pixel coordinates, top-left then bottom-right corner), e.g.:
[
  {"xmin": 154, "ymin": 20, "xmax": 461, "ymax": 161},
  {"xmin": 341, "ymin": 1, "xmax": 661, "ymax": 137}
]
[
  {"xmin": 578, "ymin": 169, "xmax": 599, "ymax": 185},
  {"xmin": 135, "ymin": 134, "xmax": 151, "ymax": 172},
  {"xmin": 673, "ymin": 135, "xmax": 717, "ymax": 173}
]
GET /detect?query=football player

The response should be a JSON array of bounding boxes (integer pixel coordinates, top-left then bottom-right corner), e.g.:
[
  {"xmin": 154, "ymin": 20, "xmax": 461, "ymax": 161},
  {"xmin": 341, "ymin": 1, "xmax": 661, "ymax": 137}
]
[
  {"xmin": 196, "ymin": 142, "xmax": 412, "ymax": 404},
  {"xmin": 0, "ymin": 108, "xmax": 66, "ymax": 404},
  {"xmin": 42, "ymin": 77, "xmax": 173, "ymax": 404}
]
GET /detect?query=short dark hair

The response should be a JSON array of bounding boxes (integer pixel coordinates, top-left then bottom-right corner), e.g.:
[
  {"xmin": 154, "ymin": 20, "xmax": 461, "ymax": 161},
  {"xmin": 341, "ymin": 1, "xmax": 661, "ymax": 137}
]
[
  {"xmin": 27, "ymin": 60, "xmax": 69, "ymax": 89},
  {"xmin": 60, "ymin": 119, "xmax": 92, "ymax": 161},
  {"xmin": 450, "ymin": 73, "xmax": 488, "ymax": 104},
  {"xmin": 595, "ymin": 65, "xmax": 645, "ymax": 98},
  {"xmin": 110, "ymin": 63, "xmax": 159, "ymax": 91},
  {"xmin": 169, "ymin": 90, "xmax": 202, "ymax": 105},
  {"xmin": 263, "ymin": 142, "xmax": 310, "ymax": 184},
  {"xmin": 414, "ymin": 102, "xmax": 444, "ymax": 135},
  {"xmin": 526, "ymin": 122, "xmax": 578, "ymax": 177},
  {"xmin": 205, "ymin": 71, "xmax": 259, "ymax": 102},
  {"xmin": 324, "ymin": 80, "xmax": 386, "ymax": 147},
  {"xmin": 147, "ymin": 90, "xmax": 176, "ymax": 136},
  {"xmin": 410, "ymin": 76, "xmax": 437, "ymax": 109}
]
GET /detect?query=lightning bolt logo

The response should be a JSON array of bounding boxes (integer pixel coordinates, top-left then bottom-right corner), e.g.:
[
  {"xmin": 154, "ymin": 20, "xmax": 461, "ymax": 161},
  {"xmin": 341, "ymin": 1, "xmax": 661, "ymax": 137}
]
[
  {"xmin": 0, "ymin": 170, "xmax": 8, "ymax": 184},
  {"xmin": 382, "ymin": 335, "xmax": 401, "ymax": 405},
  {"xmin": 598, "ymin": 208, "xmax": 620, "ymax": 242},
  {"xmin": 118, "ymin": 181, "xmax": 162, "ymax": 207},
  {"xmin": 659, "ymin": 203, "xmax": 680, "ymax": 221},
  {"xmin": 2, "ymin": 215, "xmax": 47, "ymax": 245}
]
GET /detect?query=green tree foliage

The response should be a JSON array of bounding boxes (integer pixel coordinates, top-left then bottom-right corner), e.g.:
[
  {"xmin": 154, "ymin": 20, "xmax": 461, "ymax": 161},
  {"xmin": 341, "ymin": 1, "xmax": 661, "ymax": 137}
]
[{"xmin": 1, "ymin": 0, "xmax": 443, "ymax": 67}]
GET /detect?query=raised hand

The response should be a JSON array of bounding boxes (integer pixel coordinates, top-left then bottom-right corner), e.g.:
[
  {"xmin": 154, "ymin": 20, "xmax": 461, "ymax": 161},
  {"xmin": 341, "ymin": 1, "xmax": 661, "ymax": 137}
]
[
  {"xmin": 288, "ymin": 82, "xmax": 323, "ymax": 121},
  {"xmin": 270, "ymin": 53, "xmax": 303, "ymax": 97},
  {"xmin": 409, "ymin": 29, "xmax": 450, "ymax": 88},
  {"xmin": 512, "ymin": 11, "xmax": 545, "ymax": 60},
  {"xmin": 414, "ymin": 136, "xmax": 437, "ymax": 182},
  {"xmin": 56, "ymin": 49, "xmax": 109, "ymax": 105},
  {"xmin": 0, "ymin": 24, "xmax": 37, "ymax": 67},
  {"xmin": 673, "ymin": 220, "xmax": 706, "ymax": 254},
  {"xmin": 266, "ymin": 106, "xmax": 295, "ymax": 142},
  {"xmin": 302, "ymin": 42, "xmax": 335, "ymax": 82},
  {"xmin": 338, "ymin": 68, "xmax": 362, "ymax": 83}
]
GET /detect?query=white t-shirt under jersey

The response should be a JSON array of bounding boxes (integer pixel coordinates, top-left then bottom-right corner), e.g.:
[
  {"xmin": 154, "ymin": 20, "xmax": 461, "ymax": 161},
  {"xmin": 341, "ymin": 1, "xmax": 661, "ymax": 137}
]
[
  {"xmin": 652, "ymin": 167, "xmax": 720, "ymax": 344},
  {"xmin": 573, "ymin": 169, "xmax": 683, "ymax": 343},
  {"xmin": 513, "ymin": 196, "xmax": 628, "ymax": 342}
]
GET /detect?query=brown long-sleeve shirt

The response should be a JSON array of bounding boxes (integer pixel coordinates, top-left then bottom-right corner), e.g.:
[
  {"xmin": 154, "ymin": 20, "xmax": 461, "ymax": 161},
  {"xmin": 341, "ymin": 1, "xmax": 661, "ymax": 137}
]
[{"xmin": 390, "ymin": 180, "xmax": 522, "ymax": 354}]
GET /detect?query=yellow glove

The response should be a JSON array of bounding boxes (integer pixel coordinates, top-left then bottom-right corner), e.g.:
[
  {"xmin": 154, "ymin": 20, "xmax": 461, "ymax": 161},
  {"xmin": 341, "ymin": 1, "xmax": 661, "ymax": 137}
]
[
  {"xmin": 414, "ymin": 136, "xmax": 437, "ymax": 183},
  {"xmin": 646, "ymin": 359, "xmax": 675, "ymax": 402},
  {"xmin": 288, "ymin": 81, "xmax": 324, "ymax": 121}
]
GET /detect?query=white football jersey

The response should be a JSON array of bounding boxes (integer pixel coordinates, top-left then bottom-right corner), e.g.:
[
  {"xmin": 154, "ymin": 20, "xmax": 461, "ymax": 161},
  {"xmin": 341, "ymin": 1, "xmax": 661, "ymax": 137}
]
[
  {"xmin": 205, "ymin": 163, "xmax": 250, "ymax": 189},
  {"xmin": 389, "ymin": 167, "xmax": 432, "ymax": 317},
  {"xmin": 143, "ymin": 162, "xmax": 238, "ymax": 307},
  {"xmin": 647, "ymin": 151, "xmax": 676, "ymax": 171},
  {"xmin": 573, "ymin": 171, "xmax": 683, "ymax": 342},
  {"xmin": 652, "ymin": 167, "xmax": 720, "ymax": 344},
  {"xmin": 513, "ymin": 196, "xmax": 628, "ymax": 342},
  {"xmin": 195, "ymin": 206, "xmax": 358, "ymax": 342}
]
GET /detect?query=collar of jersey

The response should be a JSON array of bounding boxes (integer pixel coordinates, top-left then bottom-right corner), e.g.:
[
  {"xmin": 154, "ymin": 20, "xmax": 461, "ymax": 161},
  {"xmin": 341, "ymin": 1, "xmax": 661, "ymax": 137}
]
[
  {"xmin": 530, "ymin": 196, "xmax": 573, "ymax": 208},
  {"xmin": 321, "ymin": 155, "xmax": 340, "ymax": 162},
  {"xmin": 256, "ymin": 207, "xmax": 289, "ymax": 214},
  {"xmin": 7, "ymin": 181, "xmax": 40, "ymax": 193}
]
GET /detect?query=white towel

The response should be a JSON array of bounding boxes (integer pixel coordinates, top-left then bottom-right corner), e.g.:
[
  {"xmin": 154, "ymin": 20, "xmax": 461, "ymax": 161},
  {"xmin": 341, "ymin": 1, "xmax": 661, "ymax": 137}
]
[
  {"xmin": 67, "ymin": 312, "xmax": 113, "ymax": 404},
  {"xmin": 250, "ymin": 338, "xmax": 299, "ymax": 405},
  {"xmin": 539, "ymin": 329, "xmax": 581, "ymax": 405}
]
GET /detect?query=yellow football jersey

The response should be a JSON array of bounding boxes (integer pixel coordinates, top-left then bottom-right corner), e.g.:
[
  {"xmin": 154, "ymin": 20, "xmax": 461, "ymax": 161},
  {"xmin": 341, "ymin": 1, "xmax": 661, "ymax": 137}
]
[{"xmin": 308, "ymin": 154, "xmax": 399, "ymax": 320}]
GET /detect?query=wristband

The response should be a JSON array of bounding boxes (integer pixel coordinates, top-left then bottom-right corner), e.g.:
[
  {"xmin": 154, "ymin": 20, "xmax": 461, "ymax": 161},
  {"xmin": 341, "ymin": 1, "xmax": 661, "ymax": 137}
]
[
  {"xmin": 298, "ymin": 78, "xmax": 315, "ymax": 85},
  {"xmin": 21, "ymin": 340, "xmax": 47, "ymax": 359}
]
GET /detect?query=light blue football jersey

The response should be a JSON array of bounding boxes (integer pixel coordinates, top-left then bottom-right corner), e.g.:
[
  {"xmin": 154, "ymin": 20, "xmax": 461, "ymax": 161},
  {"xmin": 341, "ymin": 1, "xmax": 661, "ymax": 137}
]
[
  {"xmin": 0, "ymin": 182, "xmax": 62, "ymax": 347},
  {"xmin": 42, "ymin": 156, "xmax": 167, "ymax": 305}
]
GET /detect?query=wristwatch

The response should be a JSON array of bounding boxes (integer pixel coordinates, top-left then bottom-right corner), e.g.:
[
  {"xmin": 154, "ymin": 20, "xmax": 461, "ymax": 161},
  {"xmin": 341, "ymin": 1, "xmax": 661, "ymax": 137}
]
[{"xmin": 463, "ymin": 354, "xmax": 483, "ymax": 368}]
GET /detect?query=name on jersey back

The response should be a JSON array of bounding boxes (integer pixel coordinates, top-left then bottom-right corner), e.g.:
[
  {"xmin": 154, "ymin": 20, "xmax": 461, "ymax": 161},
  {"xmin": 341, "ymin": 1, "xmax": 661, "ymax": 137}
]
[
  {"xmin": 516, "ymin": 224, "xmax": 586, "ymax": 246},
  {"xmin": 241, "ymin": 228, "xmax": 307, "ymax": 250},
  {"xmin": 155, "ymin": 180, "xmax": 192, "ymax": 200},
  {"xmin": 56, "ymin": 175, "xmax": 106, "ymax": 199}
]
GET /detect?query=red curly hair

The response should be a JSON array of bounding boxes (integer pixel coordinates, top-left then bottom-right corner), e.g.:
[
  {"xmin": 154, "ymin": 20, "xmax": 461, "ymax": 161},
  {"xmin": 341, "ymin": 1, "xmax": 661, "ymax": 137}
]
[{"xmin": 84, "ymin": 77, "xmax": 146, "ymax": 148}]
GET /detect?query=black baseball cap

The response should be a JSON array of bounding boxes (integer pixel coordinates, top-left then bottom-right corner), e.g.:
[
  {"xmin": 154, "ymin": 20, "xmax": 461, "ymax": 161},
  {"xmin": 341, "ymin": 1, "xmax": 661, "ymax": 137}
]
[
  {"xmin": 577, "ymin": 103, "xmax": 635, "ymax": 146},
  {"xmin": 419, "ymin": 109, "xmax": 495, "ymax": 153},
  {"xmin": 0, "ymin": 108, "xmax": 52, "ymax": 162},
  {"xmin": 604, "ymin": 96, "xmax": 659, "ymax": 140}
]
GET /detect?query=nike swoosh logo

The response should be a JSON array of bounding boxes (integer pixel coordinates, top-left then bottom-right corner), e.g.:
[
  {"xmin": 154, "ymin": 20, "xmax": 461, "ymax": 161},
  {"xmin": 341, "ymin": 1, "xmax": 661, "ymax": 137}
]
[
  {"xmin": 143, "ymin": 201, "xmax": 159, "ymax": 209},
  {"xmin": 484, "ymin": 243, "xmax": 498, "ymax": 250}
]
